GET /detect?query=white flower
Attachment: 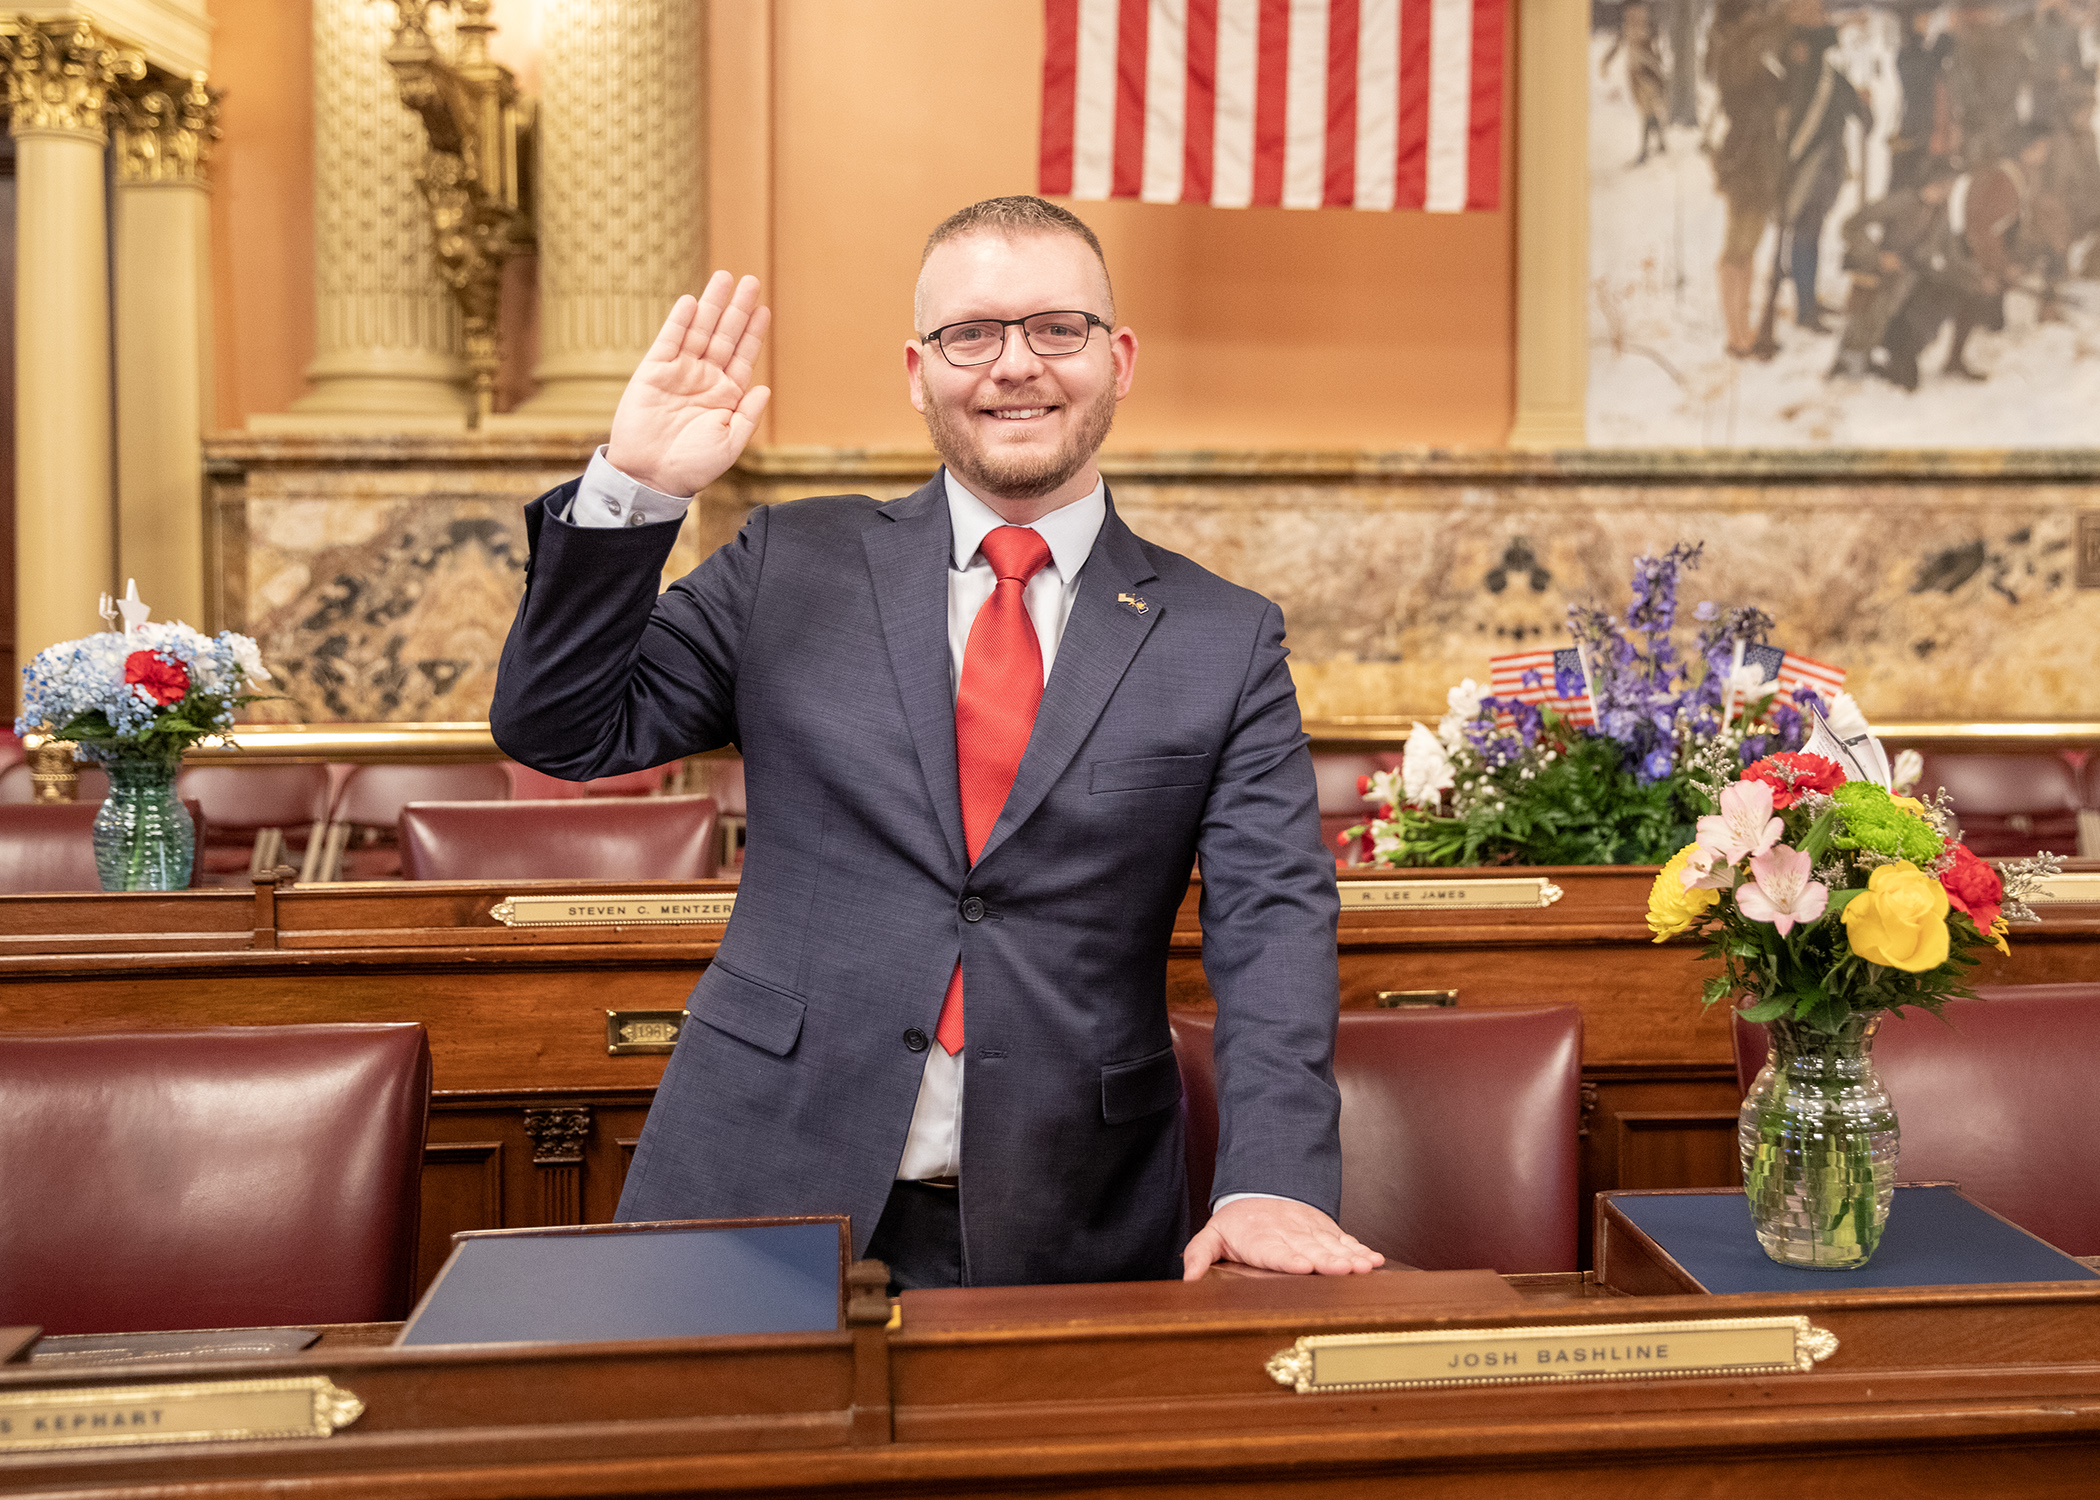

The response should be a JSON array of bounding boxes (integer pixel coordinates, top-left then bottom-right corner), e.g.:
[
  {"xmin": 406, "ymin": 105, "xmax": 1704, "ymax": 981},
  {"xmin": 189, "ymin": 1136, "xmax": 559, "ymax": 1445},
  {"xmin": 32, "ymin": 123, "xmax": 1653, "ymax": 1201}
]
[
  {"xmin": 1727, "ymin": 664, "xmax": 1775, "ymax": 712},
  {"xmin": 1438, "ymin": 678, "xmax": 1484, "ymax": 752},
  {"xmin": 1891, "ymin": 748, "xmax": 1924, "ymax": 796},
  {"xmin": 1400, "ymin": 722, "xmax": 1455, "ymax": 809},
  {"xmin": 1363, "ymin": 767, "xmax": 1405, "ymax": 810},
  {"xmin": 1825, "ymin": 690, "xmax": 1871, "ymax": 743},
  {"xmin": 227, "ymin": 633, "xmax": 272, "ymax": 683}
]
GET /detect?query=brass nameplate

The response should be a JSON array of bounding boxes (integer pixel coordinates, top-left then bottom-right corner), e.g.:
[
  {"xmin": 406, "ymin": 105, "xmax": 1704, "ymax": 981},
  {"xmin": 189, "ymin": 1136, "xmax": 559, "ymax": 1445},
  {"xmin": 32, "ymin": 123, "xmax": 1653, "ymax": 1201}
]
[
  {"xmin": 607, "ymin": 1009, "xmax": 686, "ymax": 1055},
  {"xmin": 2031, "ymin": 874, "xmax": 2100, "ymax": 905},
  {"xmin": 1266, "ymin": 1316, "xmax": 1837, "ymax": 1393},
  {"xmin": 0, "ymin": 1377, "xmax": 363, "ymax": 1452},
  {"xmin": 489, "ymin": 892, "xmax": 737, "ymax": 927},
  {"xmin": 1339, "ymin": 878, "xmax": 1563, "ymax": 912}
]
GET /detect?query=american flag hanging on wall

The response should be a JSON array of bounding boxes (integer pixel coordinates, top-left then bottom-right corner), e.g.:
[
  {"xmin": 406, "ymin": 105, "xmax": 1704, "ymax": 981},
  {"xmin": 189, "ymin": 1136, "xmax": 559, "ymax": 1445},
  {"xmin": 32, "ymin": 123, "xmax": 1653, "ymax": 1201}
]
[{"xmin": 1039, "ymin": 0, "xmax": 1505, "ymax": 213}]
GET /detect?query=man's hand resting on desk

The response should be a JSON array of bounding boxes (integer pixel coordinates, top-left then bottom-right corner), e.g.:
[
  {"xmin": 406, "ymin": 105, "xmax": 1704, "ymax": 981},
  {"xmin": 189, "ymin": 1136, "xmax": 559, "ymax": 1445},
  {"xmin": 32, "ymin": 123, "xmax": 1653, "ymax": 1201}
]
[
  {"xmin": 606, "ymin": 271, "xmax": 773, "ymax": 497},
  {"xmin": 1182, "ymin": 1197, "xmax": 1385, "ymax": 1280}
]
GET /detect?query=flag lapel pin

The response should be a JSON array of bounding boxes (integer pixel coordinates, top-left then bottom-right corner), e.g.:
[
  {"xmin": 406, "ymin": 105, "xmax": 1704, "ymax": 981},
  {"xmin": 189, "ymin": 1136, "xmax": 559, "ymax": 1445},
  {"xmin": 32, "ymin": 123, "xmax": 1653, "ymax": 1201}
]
[{"xmin": 1117, "ymin": 593, "xmax": 1150, "ymax": 614}]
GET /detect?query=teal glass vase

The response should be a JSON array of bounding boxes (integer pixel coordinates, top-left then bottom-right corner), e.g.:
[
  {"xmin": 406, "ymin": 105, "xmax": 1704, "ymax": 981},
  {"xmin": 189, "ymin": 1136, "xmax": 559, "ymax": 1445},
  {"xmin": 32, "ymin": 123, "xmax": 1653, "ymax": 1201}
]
[
  {"xmin": 1738, "ymin": 1012, "xmax": 1899, "ymax": 1269},
  {"xmin": 91, "ymin": 754, "xmax": 194, "ymax": 892}
]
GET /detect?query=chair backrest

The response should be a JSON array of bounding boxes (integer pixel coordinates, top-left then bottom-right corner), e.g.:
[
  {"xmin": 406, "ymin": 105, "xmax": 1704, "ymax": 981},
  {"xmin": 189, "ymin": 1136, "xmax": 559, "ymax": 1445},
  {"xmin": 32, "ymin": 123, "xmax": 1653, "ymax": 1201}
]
[
  {"xmin": 0, "ymin": 800, "xmax": 209, "ymax": 892},
  {"xmin": 1311, "ymin": 752, "xmax": 1392, "ymax": 862},
  {"xmin": 176, "ymin": 763, "xmax": 332, "ymax": 834},
  {"xmin": 330, "ymin": 762, "xmax": 514, "ymax": 829},
  {"xmin": 1171, "ymin": 1005, "xmax": 1584, "ymax": 1272},
  {"xmin": 1732, "ymin": 986, "xmax": 2100, "ymax": 1255},
  {"xmin": 505, "ymin": 762, "xmax": 678, "ymax": 800},
  {"xmin": 399, "ymin": 795, "xmax": 720, "ymax": 880},
  {"xmin": 1915, "ymin": 753, "xmax": 2082, "ymax": 858},
  {"xmin": 0, "ymin": 1023, "xmax": 431, "ymax": 1334}
]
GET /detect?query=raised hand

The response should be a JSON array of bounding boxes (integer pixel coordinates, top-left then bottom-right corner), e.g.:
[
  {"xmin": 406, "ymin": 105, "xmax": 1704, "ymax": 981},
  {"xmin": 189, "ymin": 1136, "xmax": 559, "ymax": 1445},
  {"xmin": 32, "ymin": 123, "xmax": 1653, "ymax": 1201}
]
[
  {"xmin": 1181, "ymin": 1197, "xmax": 1385, "ymax": 1280},
  {"xmin": 607, "ymin": 271, "xmax": 772, "ymax": 497}
]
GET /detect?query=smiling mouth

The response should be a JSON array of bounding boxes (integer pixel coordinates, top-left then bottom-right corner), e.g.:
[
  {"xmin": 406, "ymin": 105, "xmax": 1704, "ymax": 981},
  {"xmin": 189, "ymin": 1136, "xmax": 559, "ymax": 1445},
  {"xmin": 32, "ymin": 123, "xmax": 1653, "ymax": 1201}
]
[{"xmin": 982, "ymin": 406, "xmax": 1056, "ymax": 421}]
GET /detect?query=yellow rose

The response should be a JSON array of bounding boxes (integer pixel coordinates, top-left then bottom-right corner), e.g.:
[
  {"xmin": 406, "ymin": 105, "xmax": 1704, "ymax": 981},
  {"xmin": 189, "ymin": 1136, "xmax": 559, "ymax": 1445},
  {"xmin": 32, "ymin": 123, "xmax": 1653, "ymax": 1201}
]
[
  {"xmin": 1890, "ymin": 795, "xmax": 1929, "ymax": 815},
  {"xmin": 1841, "ymin": 860, "xmax": 1951, "ymax": 972},
  {"xmin": 1648, "ymin": 843, "xmax": 1719, "ymax": 942}
]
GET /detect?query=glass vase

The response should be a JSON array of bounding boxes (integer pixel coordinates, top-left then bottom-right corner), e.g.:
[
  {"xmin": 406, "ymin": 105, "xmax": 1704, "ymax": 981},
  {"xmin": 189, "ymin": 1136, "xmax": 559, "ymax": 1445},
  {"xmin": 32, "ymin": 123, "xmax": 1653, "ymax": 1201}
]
[
  {"xmin": 91, "ymin": 755, "xmax": 194, "ymax": 892},
  {"xmin": 1738, "ymin": 1012, "xmax": 1899, "ymax": 1269}
]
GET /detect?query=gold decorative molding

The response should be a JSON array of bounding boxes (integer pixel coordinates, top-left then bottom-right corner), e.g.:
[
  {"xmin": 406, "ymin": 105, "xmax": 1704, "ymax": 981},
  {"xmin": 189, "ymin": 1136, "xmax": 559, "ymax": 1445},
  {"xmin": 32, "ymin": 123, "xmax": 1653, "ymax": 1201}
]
[
  {"xmin": 112, "ymin": 67, "xmax": 216, "ymax": 186},
  {"xmin": 387, "ymin": 0, "xmax": 534, "ymax": 426},
  {"xmin": 0, "ymin": 17, "xmax": 144, "ymax": 143}
]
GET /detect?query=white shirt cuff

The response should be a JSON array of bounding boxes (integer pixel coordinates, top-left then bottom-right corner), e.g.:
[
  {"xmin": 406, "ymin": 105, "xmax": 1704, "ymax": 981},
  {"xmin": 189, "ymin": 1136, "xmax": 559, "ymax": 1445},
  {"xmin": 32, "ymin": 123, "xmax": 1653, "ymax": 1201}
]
[
  {"xmin": 567, "ymin": 445, "xmax": 694, "ymax": 528},
  {"xmin": 1212, "ymin": 1191, "xmax": 1313, "ymax": 1213}
]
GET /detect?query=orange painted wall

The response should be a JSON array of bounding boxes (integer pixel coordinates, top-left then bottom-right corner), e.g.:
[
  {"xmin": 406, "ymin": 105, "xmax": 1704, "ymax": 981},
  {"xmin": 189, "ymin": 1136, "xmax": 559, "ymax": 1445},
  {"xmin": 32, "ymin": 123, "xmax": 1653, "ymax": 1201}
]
[
  {"xmin": 207, "ymin": 0, "xmax": 314, "ymax": 431},
  {"xmin": 205, "ymin": 0, "xmax": 1514, "ymax": 448},
  {"xmin": 765, "ymin": 0, "xmax": 1513, "ymax": 452}
]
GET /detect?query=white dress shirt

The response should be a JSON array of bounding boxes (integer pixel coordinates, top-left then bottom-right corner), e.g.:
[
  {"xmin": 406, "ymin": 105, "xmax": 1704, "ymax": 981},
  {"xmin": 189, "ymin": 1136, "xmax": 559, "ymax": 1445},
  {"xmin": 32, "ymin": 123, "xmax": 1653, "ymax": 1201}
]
[{"xmin": 571, "ymin": 451, "xmax": 1283, "ymax": 1212}]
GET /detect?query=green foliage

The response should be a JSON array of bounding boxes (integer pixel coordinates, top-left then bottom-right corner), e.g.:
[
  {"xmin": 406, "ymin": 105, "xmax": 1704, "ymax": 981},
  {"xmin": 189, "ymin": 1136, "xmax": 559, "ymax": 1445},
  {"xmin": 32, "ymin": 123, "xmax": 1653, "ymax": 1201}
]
[{"xmin": 1830, "ymin": 782, "xmax": 1944, "ymax": 865}]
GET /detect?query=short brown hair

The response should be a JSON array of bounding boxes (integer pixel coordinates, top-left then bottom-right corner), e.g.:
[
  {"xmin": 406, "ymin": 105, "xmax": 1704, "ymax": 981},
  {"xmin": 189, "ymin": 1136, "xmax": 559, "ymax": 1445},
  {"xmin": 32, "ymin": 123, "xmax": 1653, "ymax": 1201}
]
[{"xmin": 916, "ymin": 196, "xmax": 1114, "ymax": 327}]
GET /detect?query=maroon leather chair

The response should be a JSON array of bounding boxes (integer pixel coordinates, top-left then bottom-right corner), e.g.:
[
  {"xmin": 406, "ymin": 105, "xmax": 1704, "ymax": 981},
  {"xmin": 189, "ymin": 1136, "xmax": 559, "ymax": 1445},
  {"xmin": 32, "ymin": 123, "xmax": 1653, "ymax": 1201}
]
[
  {"xmin": 0, "ymin": 1023, "xmax": 431, "ymax": 1334},
  {"xmin": 1171, "ymin": 1005, "xmax": 1584, "ymax": 1272},
  {"xmin": 1914, "ymin": 753, "xmax": 2082, "ymax": 858},
  {"xmin": 319, "ymin": 761, "xmax": 516, "ymax": 879},
  {"xmin": 1732, "ymin": 985, "xmax": 2100, "ymax": 1255},
  {"xmin": 398, "ymin": 795, "xmax": 720, "ymax": 880},
  {"xmin": 176, "ymin": 762, "xmax": 331, "ymax": 886},
  {"xmin": 506, "ymin": 762, "xmax": 681, "ymax": 799},
  {"xmin": 0, "ymin": 800, "xmax": 210, "ymax": 892}
]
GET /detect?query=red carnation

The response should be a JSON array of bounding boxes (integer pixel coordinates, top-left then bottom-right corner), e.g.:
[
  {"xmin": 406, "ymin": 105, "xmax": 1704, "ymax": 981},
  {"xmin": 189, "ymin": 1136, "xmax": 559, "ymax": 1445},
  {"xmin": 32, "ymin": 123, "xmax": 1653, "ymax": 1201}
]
[
  {"xmin": 1939, "ymin": 843, "xmax": 2004, "ymax": 934},
  {"xmin": 1742, "ymin": 751, "xmax": 1845, "ymax": 809},
  {"xmin": 124, "ymin": 649, "xmax": 190, "ymax": 707}
]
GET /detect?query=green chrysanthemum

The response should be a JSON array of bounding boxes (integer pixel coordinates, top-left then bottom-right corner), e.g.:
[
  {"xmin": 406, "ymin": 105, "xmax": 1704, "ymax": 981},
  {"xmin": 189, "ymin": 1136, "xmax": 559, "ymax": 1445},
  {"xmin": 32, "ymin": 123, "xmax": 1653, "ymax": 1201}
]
[{"xmin": 1831, "ymin": 781, "xmax": 1945, "ymax": 866}]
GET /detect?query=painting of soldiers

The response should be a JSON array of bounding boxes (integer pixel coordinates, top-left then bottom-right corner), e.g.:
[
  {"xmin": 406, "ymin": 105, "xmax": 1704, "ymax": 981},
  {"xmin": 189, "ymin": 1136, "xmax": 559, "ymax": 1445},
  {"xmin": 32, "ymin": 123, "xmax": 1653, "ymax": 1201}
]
[{"xmin": 1590, "ymin": 0, "xmax": 2100, "ymax": 445}]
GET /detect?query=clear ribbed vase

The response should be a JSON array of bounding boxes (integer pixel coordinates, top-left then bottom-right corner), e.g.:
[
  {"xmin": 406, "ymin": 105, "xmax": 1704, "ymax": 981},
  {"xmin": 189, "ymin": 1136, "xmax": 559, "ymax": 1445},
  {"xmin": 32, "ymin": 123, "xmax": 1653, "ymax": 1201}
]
[
  {"xmin": 1739, "ymin": 1013, "xmax": 1899, "ymax": 1269},
  {"xmin": 91, "ymin": 754, "xmax": 194, "ymax": 892}
]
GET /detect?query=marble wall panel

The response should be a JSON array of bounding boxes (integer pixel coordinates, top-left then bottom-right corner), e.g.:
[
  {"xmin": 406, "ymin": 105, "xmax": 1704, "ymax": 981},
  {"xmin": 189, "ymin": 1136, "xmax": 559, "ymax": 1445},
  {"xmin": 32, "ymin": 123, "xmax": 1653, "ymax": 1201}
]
[{"xmin": 207, "ymin": 438, "xmax": 2100, "ymax": 727}]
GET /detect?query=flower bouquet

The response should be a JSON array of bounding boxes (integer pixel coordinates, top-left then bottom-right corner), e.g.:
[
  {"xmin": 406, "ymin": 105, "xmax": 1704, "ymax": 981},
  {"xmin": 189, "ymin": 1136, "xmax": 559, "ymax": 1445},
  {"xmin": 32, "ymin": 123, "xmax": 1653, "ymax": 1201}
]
[
  {"xmin": 1649, "ymin": 726, "xmax": 2058, "ymax": 1267},
  {"xmin": 1345, "ymin": 544, "xmax": 1907, "ymax": 869},
  {"xmin": 16, "ymin": 583, "xmax": 273, "ymax": 891}
]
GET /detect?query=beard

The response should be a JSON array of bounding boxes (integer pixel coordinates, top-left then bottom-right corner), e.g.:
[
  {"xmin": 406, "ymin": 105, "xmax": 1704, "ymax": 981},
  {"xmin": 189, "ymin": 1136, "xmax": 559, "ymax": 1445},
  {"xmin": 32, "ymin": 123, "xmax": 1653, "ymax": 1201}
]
[{"xmin": 919, "ymin": 377, "xmax": 1118, "ymax": 503}]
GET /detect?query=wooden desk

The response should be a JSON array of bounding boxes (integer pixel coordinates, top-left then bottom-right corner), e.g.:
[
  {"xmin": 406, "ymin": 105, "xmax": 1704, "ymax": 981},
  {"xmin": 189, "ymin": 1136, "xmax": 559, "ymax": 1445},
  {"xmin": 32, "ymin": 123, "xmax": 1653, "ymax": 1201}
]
[
  {"xmin": 3, "ymin": 867, "xmax": 2096, "ymax": 1282},
  {"xmin": 6, "ymin": 1272, "xmax": 2100, "ymax": 1496}
]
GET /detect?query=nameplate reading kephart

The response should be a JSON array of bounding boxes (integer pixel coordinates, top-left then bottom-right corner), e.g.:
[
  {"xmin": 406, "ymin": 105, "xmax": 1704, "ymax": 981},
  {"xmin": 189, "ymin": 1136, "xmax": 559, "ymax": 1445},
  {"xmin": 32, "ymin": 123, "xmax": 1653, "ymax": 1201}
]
[
  {"xmin": 1337, "ymin": 878, "xmax": 1564, "ymax": 912},
  {"xmin": 1265, "ymin": 1316, "xmax": 1838, "ymax": 1393},
  {"xmin": 489, "ymin": 892, "xmax": 736, "ymax": 927},
  {"xmin": 0, "ymin": 1377, "xmax": 364, "ymax": 1453}
]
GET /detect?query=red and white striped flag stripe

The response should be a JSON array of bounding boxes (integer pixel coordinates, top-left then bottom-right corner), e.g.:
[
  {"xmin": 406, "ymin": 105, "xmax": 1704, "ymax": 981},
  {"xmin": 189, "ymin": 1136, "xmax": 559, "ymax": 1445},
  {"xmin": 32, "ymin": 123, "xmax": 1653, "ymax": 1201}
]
[
  {"xmin": 1040, "ymin": 0, "xmax": 1503, "ymax": 213},
  {"xmin": 1487, "ymin": 647, "xmax": 1596, "ymax": 729}
]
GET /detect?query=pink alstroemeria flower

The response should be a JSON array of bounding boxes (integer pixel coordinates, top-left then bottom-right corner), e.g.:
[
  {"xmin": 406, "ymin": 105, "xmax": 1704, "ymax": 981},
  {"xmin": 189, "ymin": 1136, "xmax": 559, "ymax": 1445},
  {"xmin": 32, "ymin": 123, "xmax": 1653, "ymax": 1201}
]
[
  {"xmin": 1679, "ymin": 844, "xmax": 1734, "ymax": 891},
  {"xmin": 1734, "ymin": 845, "xmax": 1830, "ymax": 937},
  {"xmin": 1695, "ymin": 779, "xmax": 1783, "ymax": 864}
]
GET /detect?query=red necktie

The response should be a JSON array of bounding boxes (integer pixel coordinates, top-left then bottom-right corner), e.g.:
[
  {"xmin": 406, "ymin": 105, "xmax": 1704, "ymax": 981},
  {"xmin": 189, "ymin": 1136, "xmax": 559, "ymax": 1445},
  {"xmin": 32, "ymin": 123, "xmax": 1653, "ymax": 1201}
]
[{"xmin": 935, "ymin": 525, "xmax": 1054, "ymax": 1055}]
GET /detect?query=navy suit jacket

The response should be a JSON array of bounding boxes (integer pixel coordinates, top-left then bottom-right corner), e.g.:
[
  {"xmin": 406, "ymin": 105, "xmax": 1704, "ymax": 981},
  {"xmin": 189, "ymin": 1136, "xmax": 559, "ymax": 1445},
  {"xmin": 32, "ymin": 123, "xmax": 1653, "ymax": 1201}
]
[{"xmin": 491, "ymin": 471, "xmax": 1341, "ymax": 1285}]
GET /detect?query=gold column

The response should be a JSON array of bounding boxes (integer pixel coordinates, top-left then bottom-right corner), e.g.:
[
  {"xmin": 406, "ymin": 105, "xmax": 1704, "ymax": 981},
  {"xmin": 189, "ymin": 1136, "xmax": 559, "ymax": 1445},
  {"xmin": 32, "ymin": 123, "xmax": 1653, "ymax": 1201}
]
[
  {"xmin": 2, "ymin": 19, "xmax": 142, "ymax": 665},
  {"xmin": 1504, "ymin": 0, "xmax": 1589, "ymax": 450},
  {"xmin": 112, "ymin": 71, "xmax": 215, "ymax": 627},
  {"xmin": 507, "ymin": 0, "xmax": 704, "ymax": 425},
  {"xmin": 271, "ymin": 0, "xmax": 471, "ymax": 427}
]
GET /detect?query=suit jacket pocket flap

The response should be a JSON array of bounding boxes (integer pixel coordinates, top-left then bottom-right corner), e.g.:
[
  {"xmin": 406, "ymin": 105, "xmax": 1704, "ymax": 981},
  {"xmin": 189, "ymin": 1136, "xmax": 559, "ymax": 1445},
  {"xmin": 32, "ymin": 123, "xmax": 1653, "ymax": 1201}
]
[
  {"xmin": 1101, "ymin": 1044, "xmax": 1183, "ymax": 1124},
  {"xmin": 689, "ymin": 963, "xmax": 806, "ymax": 1057},
  {"xmin": 1090, "ymin": 753, "xmax": 1211, "ymax": 794}
]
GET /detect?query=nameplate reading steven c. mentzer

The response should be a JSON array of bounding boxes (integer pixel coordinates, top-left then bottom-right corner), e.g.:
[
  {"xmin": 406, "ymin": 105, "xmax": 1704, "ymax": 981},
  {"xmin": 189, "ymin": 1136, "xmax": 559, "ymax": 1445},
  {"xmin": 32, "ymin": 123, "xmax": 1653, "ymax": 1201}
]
[
  {"xmin": 1265, "ymin": 1316, "xmax": 1838, "ymax": 1393},
  {"xmin": 1338, "ymin": 878, "xmax": 1564, "ymax": 913},
  {"xmin": 0, "ymin": 1377, "xmax": 364, "ymax": 1452},
  {"xmin": 489, "ymin": 892, "xmax": 737, "ymax": 927}
]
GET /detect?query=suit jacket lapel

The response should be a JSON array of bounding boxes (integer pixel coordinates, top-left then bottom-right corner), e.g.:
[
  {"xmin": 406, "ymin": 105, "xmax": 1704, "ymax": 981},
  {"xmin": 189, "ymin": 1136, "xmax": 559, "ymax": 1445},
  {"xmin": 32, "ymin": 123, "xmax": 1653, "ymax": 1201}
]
[
  {"xmin": 975, "ymin": 495, "xmax": 1160, "ymax": 868},
  {"xmin": 864, "ymin": 475, "xmax": 968, "ymax": 872}
]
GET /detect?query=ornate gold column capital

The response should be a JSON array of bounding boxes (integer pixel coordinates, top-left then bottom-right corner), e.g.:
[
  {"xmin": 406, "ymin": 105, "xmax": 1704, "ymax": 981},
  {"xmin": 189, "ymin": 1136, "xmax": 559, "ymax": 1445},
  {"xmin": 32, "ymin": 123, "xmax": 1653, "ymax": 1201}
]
[
  {"xmin": 114, "ymin": 69, "xmax": 219, "ymax": 186},
  {"xmin": 0, "ymin": 17, "xmax": 145, "ymax": 143}
]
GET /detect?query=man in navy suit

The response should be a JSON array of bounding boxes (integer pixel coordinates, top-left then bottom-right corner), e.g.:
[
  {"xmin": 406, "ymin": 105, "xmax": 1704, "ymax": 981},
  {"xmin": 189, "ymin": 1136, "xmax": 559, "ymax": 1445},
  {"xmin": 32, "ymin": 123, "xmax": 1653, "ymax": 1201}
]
[{"xmin": 493, "ymin": 197, "xmax": 1379, "ymax": 1287}]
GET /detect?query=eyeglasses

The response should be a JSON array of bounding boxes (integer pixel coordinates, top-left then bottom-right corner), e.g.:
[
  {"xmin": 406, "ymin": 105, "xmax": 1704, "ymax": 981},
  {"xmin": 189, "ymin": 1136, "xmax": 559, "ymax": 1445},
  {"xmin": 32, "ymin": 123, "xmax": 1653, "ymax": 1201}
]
[{"xmin": 919, "ymin": 311, "xmax": 1109, "ymax": 367}]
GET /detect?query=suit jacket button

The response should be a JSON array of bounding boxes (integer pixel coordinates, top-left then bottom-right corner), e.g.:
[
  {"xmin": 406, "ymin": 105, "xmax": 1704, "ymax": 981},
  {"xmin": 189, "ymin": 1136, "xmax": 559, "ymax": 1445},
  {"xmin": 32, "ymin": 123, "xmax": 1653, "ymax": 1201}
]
[
  {"xmin": 960, "ymin": 896, "xmax": 985, "ymax": 922},
  {"xmin": 902, "ymin": 1028, "xmax": 929, "ymax": 1053}
]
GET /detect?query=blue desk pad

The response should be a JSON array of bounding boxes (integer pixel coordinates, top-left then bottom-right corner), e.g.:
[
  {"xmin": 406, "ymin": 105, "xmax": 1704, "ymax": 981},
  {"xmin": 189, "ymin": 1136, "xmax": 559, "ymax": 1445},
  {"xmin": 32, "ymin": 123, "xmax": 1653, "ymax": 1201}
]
[
  {"xmin": 1607, "ymin": 1186, "xmax": 2100, "ymax": 1296},
  {"xmin": 396, "ymin": 1220, "xmax": 846, "ymax": 1347}
]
